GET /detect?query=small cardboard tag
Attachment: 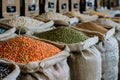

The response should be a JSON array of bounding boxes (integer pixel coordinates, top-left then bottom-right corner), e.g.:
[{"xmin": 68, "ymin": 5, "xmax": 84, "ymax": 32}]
[
  {"xmin": 45, "ymin": 0, "xmax": 57, "ymax": 12},
  {"xmin": 2, "ymin": 0, "xmax": 20, "ymax": 18},
  {"xmin": 58, "ymin": 0, "xmax": 69, "ymax": 14},
  {"xmin": 25, "ymin": 0, "xmax": 39, "ymax": 17}
]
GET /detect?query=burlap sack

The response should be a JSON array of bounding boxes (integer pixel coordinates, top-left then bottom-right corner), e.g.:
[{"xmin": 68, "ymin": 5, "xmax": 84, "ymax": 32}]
[
  {"xmin": 95, "ymin": 18, "xmax": 120, "ymax": 30},
  {"xmin": 16, "ymin": 35, "xmax": 70, "ymax": 80},
  {"xmin": 0, "ymin": 27, "xmax": 16, "ymax": 39},
  {"xmin": 93, "ymin": 18, "xmax": 120, "ymax": 76},
  {"xmin": 72, "ymin": 27, "xmax": 119, "ymax": 80},
  {"xmin": 0, "ymin": 59, "xmax": 20, "ymax": 80},
  {"xmin": 67, "ymin": 36, "xmax": 101, "ymax": 80},
  {"xmin": 0, "ymin": 18, "xmax": 54, "ymax": 34}
]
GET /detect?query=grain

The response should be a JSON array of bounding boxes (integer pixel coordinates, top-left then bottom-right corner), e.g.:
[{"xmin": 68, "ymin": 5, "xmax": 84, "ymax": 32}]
[
  {"xmin": 0, "ymin": 36, "xmax": 61, "ymax": 63},
  {"xmin": 6, "ymin": 16, "xmax": 44, "ymax": 28},
  {"xmin": 35, "ymin": 12, "xmax": 70, "ymax": 22},
  {"xmin": 34, "ymin": 27, "xmax": 89, "ymax": 44}
]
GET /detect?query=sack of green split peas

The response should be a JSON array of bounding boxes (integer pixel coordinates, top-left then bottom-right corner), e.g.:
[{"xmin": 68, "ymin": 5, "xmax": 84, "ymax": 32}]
[
  {"xmin": 33, "ymin": 27, "xmax": 102, "ymax": 80},
  {"xmin": 0, "ymin": 35, "xmax": 70, "ymax": 80},
  {"xmin": 73, "ymin": 22, "xmax": 119, "ymax": 80},
  {"xmin": 0, "ymin": 59, "xmax": 20, "ymax": 80}
]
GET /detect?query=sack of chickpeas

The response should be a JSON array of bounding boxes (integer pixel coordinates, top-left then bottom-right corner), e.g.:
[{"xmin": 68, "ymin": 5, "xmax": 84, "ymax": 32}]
[
  {"xmin": 72, "ymin": 22, "xmax": 119, "ymax": 80},
  {"xmin": 0, "ymin": 59, "xmax": 20, "ymax": 80},
  {"xmin": 0, "ymin": 34, "xmax": 70, "ymax": 80}
]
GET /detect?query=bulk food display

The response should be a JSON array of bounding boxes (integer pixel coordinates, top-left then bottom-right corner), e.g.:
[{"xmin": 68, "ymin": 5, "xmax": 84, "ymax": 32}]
[{"xmin": 0, "ymin": 0, "xmax": 120, "ymax": 80}]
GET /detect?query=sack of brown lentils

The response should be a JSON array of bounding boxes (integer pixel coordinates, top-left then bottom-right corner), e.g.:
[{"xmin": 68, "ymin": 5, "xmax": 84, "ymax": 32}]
[
  {"xmin": 73, "ymin": 23, "xmax": 119, "ymax": 80},
  {"xmin": 0, "ymin": 59, "xmax": 20, "ymax": 80},
  {"xmin": 0, "ymin": 35, "xmax": 70, "ymax": 80},
  {"xmin": 33, "ymin": 27, "xmax": 101, "ymax": 80}
]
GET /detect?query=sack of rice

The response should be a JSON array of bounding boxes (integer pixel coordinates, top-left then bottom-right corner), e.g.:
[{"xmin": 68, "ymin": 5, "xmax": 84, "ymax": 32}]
[
  {"xmin": 23, "ymin": 0, "xmax": 39, "ymax": 17},
  {"xmin": 34, "ymin": 12, "xmax": 70, "ymax": 25},
  {"xmin": 0, "ymin": 16, "xmax": 54, "ymax": 34},
  {"xmin": 57, "ymin": 0, "xmax": 69, "ymax": 14},
  {"xmin": 33, "ymin": 27, "xmax": 102, "ymax": 80},
  {"xmin": 0, "ymin": 35, "xmax": 70, "ymax": 80},
  {"xmin": 73, "ymin": 23, "xmax": 119, "ymax": 80},
  {"xmin": 2, "ymin": 0, "xmax": 20, "ymax": 18},
  {"xmin": 0, "ymin": 59, "xmax": 20, "ymax": 80}
]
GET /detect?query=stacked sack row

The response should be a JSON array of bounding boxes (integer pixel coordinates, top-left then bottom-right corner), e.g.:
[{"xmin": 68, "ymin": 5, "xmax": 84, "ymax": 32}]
[{"xmin": 0, "ymin": 11, "xmax": 119, "ymax": 80}]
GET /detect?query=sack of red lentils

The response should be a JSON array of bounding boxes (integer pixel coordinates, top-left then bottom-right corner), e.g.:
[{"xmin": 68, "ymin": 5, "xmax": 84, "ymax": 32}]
[
  {"xmin": 72, "ymin": 24, "xmax": 119, "ymax": 80},
  {"xmin": 0, "ymin": 35, "xmax": 70, "ymax": 80},
  {"xmin": 0, "ymin": 59, "xmax": 20, "ymax": 80}
]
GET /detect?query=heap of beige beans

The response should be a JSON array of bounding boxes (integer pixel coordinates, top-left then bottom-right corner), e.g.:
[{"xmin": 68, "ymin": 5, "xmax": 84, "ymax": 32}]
[
  {"xmin": 6, "ymin": 16, "xmax": 44, "ymax": 28},
  {"xmin": 35, "ymin": 13, "xmax": 70, "ymax": 22}
]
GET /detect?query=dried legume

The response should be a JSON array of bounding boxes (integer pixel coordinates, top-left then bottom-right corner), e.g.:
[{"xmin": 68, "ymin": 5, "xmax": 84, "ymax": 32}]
[
  {"xmin": 34, "ymin": 27, "xmax": 89, "ymax": 44},
  {"xmin": 0, "ymin": 36, "xmax": 61, "ymax": 63},
  {"xmin": 0, "ymin": 63, "xmax": 12, "ymax": 79}
]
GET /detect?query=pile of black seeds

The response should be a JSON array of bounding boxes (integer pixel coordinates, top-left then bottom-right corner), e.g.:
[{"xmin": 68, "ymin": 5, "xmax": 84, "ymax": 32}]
[
  {"xmin": 34, "ymin": 27, "xmax": 89, "ymax": 44},
  {"xmin": 0, "ymin": 63, "xmax": 13, "ymax": 79}
]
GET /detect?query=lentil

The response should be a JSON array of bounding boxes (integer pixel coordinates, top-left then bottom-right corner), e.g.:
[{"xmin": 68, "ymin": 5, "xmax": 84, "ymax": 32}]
[
  {"xmin": 34, "ymin": 27, "xmax": 89, "ymax": 44},
  {"xmin": 0, "ymin": 36, "xmax": 61, "ymax": 63},
  {"xmin": 0, "ymin": 63, "xmax": 12, "ymax": 79}
]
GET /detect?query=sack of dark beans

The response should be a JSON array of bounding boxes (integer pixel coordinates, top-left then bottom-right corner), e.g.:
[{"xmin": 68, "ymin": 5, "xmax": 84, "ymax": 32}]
[{"xmin": 0, "ymin": 59, "xmax": 20, "ymax": 80}]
